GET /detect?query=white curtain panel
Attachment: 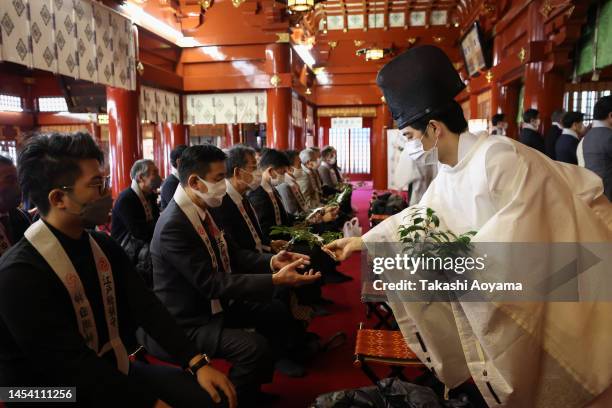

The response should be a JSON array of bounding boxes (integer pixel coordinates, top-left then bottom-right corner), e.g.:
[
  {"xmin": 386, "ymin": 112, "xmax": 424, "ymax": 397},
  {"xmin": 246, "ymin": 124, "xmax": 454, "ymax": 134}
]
[
  {"xmin": 29, "ymin": 0, "xmax": 57, "ymax": 73},
  {"xmin": 74, "ymin": 0, "xmax": 98, "ymax": 83},
  {"xmin": 213, "ymin": 94, "xmax": 236, "ymax": 125},
  {"xmin": 111, "ymin": 12, "xmax": 132, "ymax": 90},
  {"xmin": 92, "ymin": 3, "xmax": 113, "ymax": 86},
  {"xmin": 0, "ymin": 0, "xmax": 33, "ymax": 67},
  {"xmin": 236, "ymin": 92, "xmax": 258, "ymax": 123},
  {"xmin": 54, "ymin": 0, "xmax": 78, "ymax": 77}
]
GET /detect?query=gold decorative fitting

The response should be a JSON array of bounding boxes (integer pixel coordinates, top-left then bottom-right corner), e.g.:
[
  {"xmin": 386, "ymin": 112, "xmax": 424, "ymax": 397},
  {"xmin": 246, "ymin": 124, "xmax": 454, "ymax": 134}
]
[
  {"xmin": 305, "ymin": 87, "xmax": 312, "ymax": 95},
  {"xmin": 403, "ymin": 25, "xmax": 408, "ymax": 30},
  {"xmin": 287, "ymin": 0, "xmax": 315, "ymax": 13},
  {"xmin": 540, "ymin": 0, "xmax": 572, "ymax": 18},
  {"xmin": 199, "ymin": 0, "xmax": 212, "ymax": 10},
  {"xmin": 270, "ymin": 75, "xmax": 281, "ymax": 87},
  {"xmin": 136, "ymin": 61, "xmax": 144, "ymax": 76},
  {"xmin": 407, "ymin": 37, "xmax": 417, "ymax": 45},
  {"xmin": 518, "ymin": 47, "xmax": 526, "ymax": 63},
  {"xmin": 328, "ymin": 41, "xmax": 338, "ymax": 49},
  {"xmin": 354, "ymin": 40, "xmax": 365, "ymax": 47},
  {"xmin": 343, "ymin": 28, "xmax": 348, "ymax": 33},
  {"xmin": 433, "ymin": 36, "xmax": 444, "ymax": 43},
  {"xmin": 381, "ymin": 96, "xmax": 386, "ymax": 104},
  {"xmin": 275, "ymin": 33, "xmax": 290, "ymax": 43},
  {"xmin": 485, "ymin": 70, "xmax": 493, "ymax": 83}
]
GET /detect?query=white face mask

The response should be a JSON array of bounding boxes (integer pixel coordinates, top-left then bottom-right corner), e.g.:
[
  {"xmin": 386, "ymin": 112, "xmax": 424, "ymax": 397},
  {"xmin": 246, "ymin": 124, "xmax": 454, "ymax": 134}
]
[
  {"xmin": 284, "ymin": 173, "xmax": 295, "ymax": 184},
  {"xmin": 293, "ymin": 167, "xmax": 304, "ymax": 178},
  {"xmin": 240, "ymin": 168, "xmax": 262, "ymax": 190},
  {"xmin": 403, "ymin": 125, "xmax": 439, "ymax": 166},
  {"xmin": 329, "ymin": 156, "xmax": 337, "ymax": 165},
  {"xmin": 194, "ymin": 176, "xmax": 226, "ymax": 208}
]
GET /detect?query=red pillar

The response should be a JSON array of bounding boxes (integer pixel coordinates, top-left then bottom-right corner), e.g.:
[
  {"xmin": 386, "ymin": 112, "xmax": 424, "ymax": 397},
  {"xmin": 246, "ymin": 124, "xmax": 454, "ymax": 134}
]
[
  {"xmin": 265, "ymin": 43, "xmax": 291, "ymax": 150},
  {"xmin": 107, "ymin": 86, "xmax": 142, "ymax": 197},
  {"xmin": 162, "ymin": 123, "xmax": 187, "ymax": 177},
  {"xmin": 372, "ymin": 104, "xmax": 391, "ymax": 190}
]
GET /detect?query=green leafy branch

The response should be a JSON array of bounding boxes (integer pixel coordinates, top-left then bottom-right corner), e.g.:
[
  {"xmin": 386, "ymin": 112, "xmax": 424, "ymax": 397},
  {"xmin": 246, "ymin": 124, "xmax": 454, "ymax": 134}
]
[
  {"xmin": 270, "ymin": 225, "xmax": 343, "ymax": 249},
  {"xmin": 398, "ymin": 207, "xmax": 477, "ymax": 267}
]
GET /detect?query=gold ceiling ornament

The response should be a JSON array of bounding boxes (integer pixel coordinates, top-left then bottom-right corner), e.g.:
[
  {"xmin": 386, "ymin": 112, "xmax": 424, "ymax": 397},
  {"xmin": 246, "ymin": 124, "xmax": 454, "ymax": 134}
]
[
  {"xmin": 407, "ymin": 37, "xmax": 417, "ymax": 45},
  {"xmin": 328, "ymin": 41, "xmax": 338, "ymax": 49},
  {"xmin": 433, "ymin": 36, "xmax": 444, "ymax": 43},
  {"xmin": 305, "ymin": 87, "xmax": 312, "ymax": 95},
  {"xmin": 381, "ymin": 96, "xmax": 386, "ymax": 104},
  {"xmin": 270, "ymin": 75, "xmax": 282, "ymax": 87},
  {"xmin": 485, "ymin": 70, "xmax": 493, "ymax": 83},
  {"xmin": 539, "ymin": 0, "xmax": 572, "ymax": 18},
  {"xmin": 354, "ymin": 40, "xmax": 365, "ymax": 47},
  {"xmin": 276, "ymin": 32, "xmax": 290, "ymax": 43},
  {"xmin": 518, "ymin": 47, "xmax": 526, "ymax": 63},
  {"xmin": 287, "ymin": 0, "xmax": 315, "ymax": 13}
]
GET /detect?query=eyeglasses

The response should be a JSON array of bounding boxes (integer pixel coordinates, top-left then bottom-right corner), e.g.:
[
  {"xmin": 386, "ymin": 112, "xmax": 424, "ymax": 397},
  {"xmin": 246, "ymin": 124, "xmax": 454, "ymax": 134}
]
[{"xmin": 61, "ymin": 175, "xmax": 111, "ymax": 196}]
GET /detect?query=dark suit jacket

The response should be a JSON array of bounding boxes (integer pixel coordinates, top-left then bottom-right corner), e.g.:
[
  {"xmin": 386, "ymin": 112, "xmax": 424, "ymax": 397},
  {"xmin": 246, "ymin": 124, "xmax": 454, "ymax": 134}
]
[
  {"xmin": 545, "ymin": 125, "xmax": 562, "ymax": 160},
  {"xmin": 111, "ymin": 188, "xmax": 159, "ymax": 243},
  {"xmin": 247, "ymin": 186, "xmax": 293, "ymax": 245},
  {"xmin": 3, "ymin": 208, "xmax": 31, "ymax": 247},
  {"xmin": 160, "ymin": 174, "xmax": 180, "ymax": 210},
  {"xmin": 150, "ymin": 200, "xmax": 274, "ymax": 354},
  {"xmin": 211, "ymin": 193, "xmax": 265, "ymax": 256},
  {"xmin": 519, "ymin": 128, "xmax": 545, "ymax": 154},
  {"xmin": 555, "ymin": 133, "xmax": 579, "ymax": 165},
  {"xmin": 583, "ymin": 127, "xmax": 612, "ymax": 201}
]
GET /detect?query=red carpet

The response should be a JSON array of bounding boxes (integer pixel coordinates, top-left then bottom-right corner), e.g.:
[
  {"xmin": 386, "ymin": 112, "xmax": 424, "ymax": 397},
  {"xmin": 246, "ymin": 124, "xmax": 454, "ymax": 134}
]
[{"xmin": 265, "ymin": 182, "xmax": 389, "ymax": 407}]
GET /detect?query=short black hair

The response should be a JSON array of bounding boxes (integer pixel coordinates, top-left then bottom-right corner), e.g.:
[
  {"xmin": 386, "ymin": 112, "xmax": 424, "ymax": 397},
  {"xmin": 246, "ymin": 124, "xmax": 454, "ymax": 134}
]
[
  {"xmin": 410, "ymin": 100, "xmax": 468, "ymax": 134},
  {"xmin": 170, "ymin": 144, "xmax": 188, "ymax": 169},
  {"xmin": 492, "ymin": 113, "xmax": 505, "ymax": 126},
  {"xmin": 551, "ymin": 109, "xmax": 566, "ymax": 123},
  {"xmin": 593, "ymin": 96, "xmax": 612, "ymax": 120},
  {"xmin": 285, "ymin": 150, "xmax": 299, "ymax": 166},
  {"xmin": 562, "ymin": 111, "xmax": 584, "ymax": 128},
  {"xmin": 258, "ymin": 148, "xmax": 290, "ymax": 170},
  {"xmin": 0, "ymin": 155, "xmax": 14, "ymax": 167},
  {"xmin": 321, "ymin": 146, "xmax": 336, "ymax": 158},
  {"xmin": 18, "ymin": 132, "xmax": 104, "ymax": 215},
  {"xmin": 178, "ymin": 144, "xmax": 227, "ymax": 185},
  {"xmin": 523, "ymin": 109, "xmax": 539, "ymax": 123},
  {"xmin": 226, "ymin": 144, "xmax": 256, "ymax": 179}
]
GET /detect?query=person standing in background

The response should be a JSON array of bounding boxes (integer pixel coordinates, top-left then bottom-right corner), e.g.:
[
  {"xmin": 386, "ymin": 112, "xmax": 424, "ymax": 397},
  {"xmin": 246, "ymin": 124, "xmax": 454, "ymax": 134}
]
[
  {"xmin": 0, "ymin": 155, "xmax": 30, "ymax": 257},
  {"xmin": 555, "ymin": 111, "xmax": 584, "ymax": 165},
  {"xmin": 581, "ymin": 96, "xmax": 612, "ymax": 200},
  {"xmin": 490, "ymin": 113, "xmax": 507, "ymax": 136},
  {"xmin": 160, "ymin": 144, "xmax": 188, "ymax": 210},
  {"xmin": 545, "ymin": 110, "xmax": 565, "ymax": 160},
  {"xmin": 519, "ymin": 108, "xmax": 545, "ymax": 153}
]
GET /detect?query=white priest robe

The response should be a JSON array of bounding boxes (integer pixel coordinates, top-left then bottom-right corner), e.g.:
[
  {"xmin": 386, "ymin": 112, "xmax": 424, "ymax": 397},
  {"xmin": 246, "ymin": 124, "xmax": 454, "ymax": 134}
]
[{"xmin": 363, "ymin": 132, "xmax": 612, "ymax": 408}]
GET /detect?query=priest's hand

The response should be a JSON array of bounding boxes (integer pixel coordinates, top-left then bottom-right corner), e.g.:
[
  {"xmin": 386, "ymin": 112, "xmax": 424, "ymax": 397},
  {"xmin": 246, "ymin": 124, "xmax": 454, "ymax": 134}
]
[
  {"xmin": 324, "ymin": 237, "xmax": 363, "ymax": 261},
  {"xmin": 272, "ymin": 258, "xmax": 321, "ymax": 286},
  {"xmin": 270, "ymin": 239, "xmax": 288, "ymax": 253},
  {"xmin": 271, "ymin": 250, "xmax": 310, "ymax": 271},
  {"xmin": 196, "ymin": 365, "xmax": 237, "ymax": 408},
  {"xmin": 323, "ymin": 205, "xmax": 339, "ymax": 222}
]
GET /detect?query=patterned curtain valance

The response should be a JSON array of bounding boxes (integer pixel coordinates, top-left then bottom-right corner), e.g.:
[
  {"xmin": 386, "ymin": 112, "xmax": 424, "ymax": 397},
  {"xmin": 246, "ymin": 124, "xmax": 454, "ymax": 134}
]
[
  {"xmin": 140, "ymin": 86, "xmax": 180, "ymax": 124},
  {"xmin": 0, "ymin": 0, "xmax": 136, "ymax": 90},
  {"xmin": 184, "ymin": 92, "xmax": 267, "ymax": 125}
]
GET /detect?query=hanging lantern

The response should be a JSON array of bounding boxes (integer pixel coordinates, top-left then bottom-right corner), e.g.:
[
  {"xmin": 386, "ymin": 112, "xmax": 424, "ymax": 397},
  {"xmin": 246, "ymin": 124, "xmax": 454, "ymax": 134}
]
[{"xmin": 287, "ymin": 0, "xmax": 315, "ymax": 13}]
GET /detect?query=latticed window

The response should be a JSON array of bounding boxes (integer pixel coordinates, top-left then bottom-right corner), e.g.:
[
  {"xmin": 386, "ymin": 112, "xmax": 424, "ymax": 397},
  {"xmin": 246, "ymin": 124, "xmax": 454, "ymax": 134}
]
[
  {"xmin": 329, "ymin": 127, "xmax": 371, "ymax": 175},
  {"xmin": 0, "ymin": 94, "xmax": 22, "ymax": 112},
  {"xmin": 38, "ymin": 97, "xmax": 69, "ymax": 112},
  {"xmin": 0, "ymin": 140, "xmax": 17, "ymax": 164},
  {"xmin": 563, "ymin": 90, "xmax": 611, "ymax": 125}
]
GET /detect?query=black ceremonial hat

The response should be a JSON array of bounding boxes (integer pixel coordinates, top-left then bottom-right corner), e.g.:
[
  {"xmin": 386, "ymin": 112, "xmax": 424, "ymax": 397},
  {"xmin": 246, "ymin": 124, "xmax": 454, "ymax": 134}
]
[{"xmin": 376, "ymin": 45, "xmax": 465, "ymax": 129}]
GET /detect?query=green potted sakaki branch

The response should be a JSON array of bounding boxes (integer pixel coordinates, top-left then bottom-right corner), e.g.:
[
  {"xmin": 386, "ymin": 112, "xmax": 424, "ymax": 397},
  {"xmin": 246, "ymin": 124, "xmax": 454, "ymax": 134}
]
[
  {"xmin": 270, "ymin": 225, "xmax": 343, "ymax": 250},
  {"xmin": 398, "ymin": 207, "xmax": 477, "ymax": 267}
]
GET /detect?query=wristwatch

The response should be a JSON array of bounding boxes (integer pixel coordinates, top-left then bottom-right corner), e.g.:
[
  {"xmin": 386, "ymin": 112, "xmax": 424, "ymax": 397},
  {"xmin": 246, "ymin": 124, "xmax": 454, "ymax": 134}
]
[{"xmin": 187, "ymin": 354, "xmax": 210, "ymax": 376}]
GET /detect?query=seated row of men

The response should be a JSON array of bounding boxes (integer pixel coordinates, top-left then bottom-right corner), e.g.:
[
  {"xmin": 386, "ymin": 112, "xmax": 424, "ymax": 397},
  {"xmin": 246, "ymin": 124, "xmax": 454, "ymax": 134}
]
[{"xmin": 0, "ymin": 133, "xmax": 352, "ymax": 407}]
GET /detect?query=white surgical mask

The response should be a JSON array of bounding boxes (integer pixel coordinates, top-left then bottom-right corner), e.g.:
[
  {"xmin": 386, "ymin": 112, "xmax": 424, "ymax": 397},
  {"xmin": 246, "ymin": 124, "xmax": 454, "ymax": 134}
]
[
  {"xmin": 404, "ymin": 125, "xmax": 439, "ymax": 166},
  {"xmin": 293, "ymin": 167, "xmax": 303, "ymax": 178},
  {"xmin": 240, "ymin": 169, "xmax": 262, "ymax": 190},
  {"xmin": 270, "ymin": 174, "xmax": 282, "ymax": 187},
  {"xmin": 329, "ymin": 157, "xmax": 337, "ymax": 165},
  {"xmin": 194, "ymin": 176, "xmax": 226, "ymax": 208}
]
